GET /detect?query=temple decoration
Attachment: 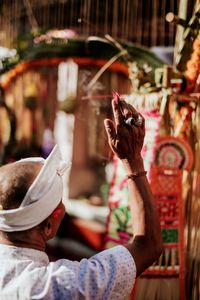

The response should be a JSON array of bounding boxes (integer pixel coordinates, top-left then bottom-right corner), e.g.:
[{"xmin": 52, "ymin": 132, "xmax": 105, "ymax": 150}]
[{"xmin": 0, "ymin": 2, "xmax": 199, "ymax": 298}]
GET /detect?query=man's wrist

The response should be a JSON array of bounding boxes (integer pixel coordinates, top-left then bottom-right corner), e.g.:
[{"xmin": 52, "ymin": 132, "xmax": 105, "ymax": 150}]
[
  {"xmin": 122, "ymin": 157, "xmax": 145, "ymax": 174},
  {"xmin": 126, "ymin": 171, "xmax": 147, "ymax": 180}
]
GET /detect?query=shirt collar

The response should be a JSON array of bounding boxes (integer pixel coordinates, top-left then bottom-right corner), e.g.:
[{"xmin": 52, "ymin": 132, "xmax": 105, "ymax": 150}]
[{"xmin": 0, "ymin": 244, "xmax": 49, "ymax": 265}]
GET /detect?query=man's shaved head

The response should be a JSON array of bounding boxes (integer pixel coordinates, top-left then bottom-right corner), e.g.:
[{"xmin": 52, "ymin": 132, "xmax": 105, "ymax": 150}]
[
  {"xmin": 0, "ymin": 154, "xmax": 65, "ymax": 246},
  {"xmin": 0, "ymin": 162, "xmax": 42, "ymax": 210}
]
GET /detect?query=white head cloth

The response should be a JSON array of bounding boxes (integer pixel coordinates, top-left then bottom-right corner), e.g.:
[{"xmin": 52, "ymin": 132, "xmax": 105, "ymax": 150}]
[{"xmin": 0, "ymin": 145, "xmax": 71, "ymax": 232}]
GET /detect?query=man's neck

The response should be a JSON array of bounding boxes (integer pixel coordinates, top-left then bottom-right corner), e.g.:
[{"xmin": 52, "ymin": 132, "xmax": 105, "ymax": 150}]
[{"xmin": 0, "ymin": 230, "xmax": 46, "ymax": 252}]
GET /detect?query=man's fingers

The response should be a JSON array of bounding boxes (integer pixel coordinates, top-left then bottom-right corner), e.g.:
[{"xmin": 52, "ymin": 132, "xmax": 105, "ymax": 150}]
[
  {"xmin": 119, "ymin": 99, "xmax": 138, "ymax": 118},
  {"xmin": 112, "ymin": 99, "xmax": 124, "ymax": 125},
  {"xmin": 104, "ymin": 119, "xmax": 116, "ymax": 141}
]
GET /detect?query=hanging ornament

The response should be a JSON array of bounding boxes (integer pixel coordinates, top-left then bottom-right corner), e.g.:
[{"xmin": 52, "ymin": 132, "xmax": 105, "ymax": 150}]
[{"xmin": 155, "ymin": 136, "xmax": 193, "ymax": 171}]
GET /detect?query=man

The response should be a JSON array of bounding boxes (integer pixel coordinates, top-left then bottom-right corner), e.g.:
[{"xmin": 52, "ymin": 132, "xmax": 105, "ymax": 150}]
[{"xmin": 0, "ymin": 97, "xmax": 162, "ymax": 299}]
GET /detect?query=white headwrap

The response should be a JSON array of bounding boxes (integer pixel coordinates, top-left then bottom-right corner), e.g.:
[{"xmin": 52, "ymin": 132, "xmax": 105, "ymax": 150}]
[{"xmin": 0, "ymin": 145, "xmax": 71, "ymax": 232}]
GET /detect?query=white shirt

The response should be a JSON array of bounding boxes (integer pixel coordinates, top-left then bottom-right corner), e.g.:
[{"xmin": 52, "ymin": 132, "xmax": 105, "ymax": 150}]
[{"xmin": 0, "ymin": 244, "xmax": 136, "ymax": 300}]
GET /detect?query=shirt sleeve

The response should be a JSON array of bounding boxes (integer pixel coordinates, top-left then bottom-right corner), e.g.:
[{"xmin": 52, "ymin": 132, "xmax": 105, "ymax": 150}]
[{"xmin": 49, "ymin": 245, "xmax": 136, "ymax": 300}]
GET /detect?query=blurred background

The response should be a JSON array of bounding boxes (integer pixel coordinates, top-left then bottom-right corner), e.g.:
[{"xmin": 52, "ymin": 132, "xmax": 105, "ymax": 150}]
[{"xmin": 0, "ymin": 1, "xmax": 200, "ymax": 299}]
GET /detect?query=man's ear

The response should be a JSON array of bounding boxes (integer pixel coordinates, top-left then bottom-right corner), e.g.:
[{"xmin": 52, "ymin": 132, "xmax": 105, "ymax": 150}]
[{"xmin": 43, "ymin": 218, "xmax": 53, "ymax": 238}]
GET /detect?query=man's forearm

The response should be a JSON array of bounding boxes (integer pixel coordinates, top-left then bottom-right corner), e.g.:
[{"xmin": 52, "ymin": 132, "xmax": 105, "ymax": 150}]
[{"xmin": 123, "ymin": 160, "xmax": 163, "ymax": 276}]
